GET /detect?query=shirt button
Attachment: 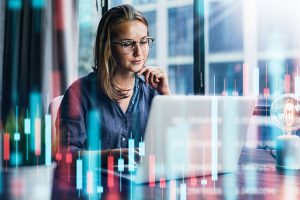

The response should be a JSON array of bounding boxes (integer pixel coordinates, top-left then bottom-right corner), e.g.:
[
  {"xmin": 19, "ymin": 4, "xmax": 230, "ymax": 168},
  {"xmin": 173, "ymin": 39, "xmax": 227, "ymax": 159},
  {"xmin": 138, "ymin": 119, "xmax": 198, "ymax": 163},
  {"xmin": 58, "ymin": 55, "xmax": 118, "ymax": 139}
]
[
  {"xmin": 122, "ymin": 137, "xmax": 126, "ymax": 142},
  {"xmin": 132, "ymin": 101, "xmax": 134, "ymax": 104}
]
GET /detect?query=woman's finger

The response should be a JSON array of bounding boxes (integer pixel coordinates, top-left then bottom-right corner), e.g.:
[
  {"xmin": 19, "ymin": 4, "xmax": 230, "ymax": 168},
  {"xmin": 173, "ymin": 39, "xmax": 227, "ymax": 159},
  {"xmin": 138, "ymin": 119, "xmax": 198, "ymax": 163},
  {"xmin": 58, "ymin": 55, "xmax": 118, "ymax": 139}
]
[
  {"xmin": 149, "ymin": 70, "xmax": 155, "ymax": 86},
  {"xmin": 137, "ymin": 67, "xmax": 147, "ymax": 76}
]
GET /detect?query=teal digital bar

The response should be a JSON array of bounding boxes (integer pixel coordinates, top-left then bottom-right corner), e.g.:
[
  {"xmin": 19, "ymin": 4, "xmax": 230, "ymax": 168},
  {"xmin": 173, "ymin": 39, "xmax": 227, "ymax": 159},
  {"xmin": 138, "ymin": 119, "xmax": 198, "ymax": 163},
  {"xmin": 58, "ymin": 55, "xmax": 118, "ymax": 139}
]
[
  {"xmin": 76, "ymin": 159, "xmax": 83, "ymax": 190},
  {"xmin": 180, "ymin": 183, "xmax": 186, "ymax": 200},
  {"xmin": 87, "ymin": 110, "xmax": 100, "ymax": 150},
  {"xmin": 10, "ymin": 152, "xmax": 22, "ymax": 166},
  {"xmin": 24, "ymin": 118, "xmax": 30, "ymax": 134},
  {"xmin": 8, "ymin": 0, "xmax": 22, "ymax": 10},
  {"xmin": 118, "ymin": 158, "xmax": 124, "ymax": 172},
  {"xmin": 86, "ymin": 110, "xmax": 100, "ymax": 197},
  {"xmin": 25, "ymin": 111, "xmax": 30, "ymax": 160},
  {"xmin": 45, "ymin": 114, "xmax": 51, "ymax": 165},
  {"xmin": 97, "ymin": 186, "xmax": 103, "ymax": 194},
  {"xmin": 221, "ymin": 100, "xmax": 238, "ymax": 200},
  {"xmin": 14, "ymin": 132, "xmax": 20, "ymax": 141},
  {"xmin": 30, "ymin": 92, "xmax": 41, "ymax": 151},
  {"xmin": 128, "ymin": 139, "xmax": 135, "ymax": 172},
  {"xmin": 15, "ymin": 137, "xmax": 19, "ymax": 168},
  {"xmin": 14, "ymin": 106, "xmax": 20, "ymax": 166},
  {"xmin": 139, "ymin": 141, "xmax": 145, "ymax": 156},
  {"xmin": 15, "ymin": 106, "xmax": 18, "ymax": 132},
  {"xmin": 31, "ymin": 0, "xmax": 44, "ymax": 8},
  {"xmin": 211, "ymin": 97, "xmax": 218, "ymax": 181},
  {"xmin": 98, "ymin": 142, "xmax": 102, "ymax": 188}
]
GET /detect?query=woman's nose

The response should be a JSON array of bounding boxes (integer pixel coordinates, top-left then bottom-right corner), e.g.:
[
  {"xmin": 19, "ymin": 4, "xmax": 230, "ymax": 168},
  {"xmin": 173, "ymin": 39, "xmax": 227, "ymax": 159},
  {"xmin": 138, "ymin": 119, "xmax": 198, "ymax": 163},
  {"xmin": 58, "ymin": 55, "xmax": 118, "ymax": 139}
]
[{"xmin": 132, "ymin": 43, "xmax": 142, "ymax": 57}]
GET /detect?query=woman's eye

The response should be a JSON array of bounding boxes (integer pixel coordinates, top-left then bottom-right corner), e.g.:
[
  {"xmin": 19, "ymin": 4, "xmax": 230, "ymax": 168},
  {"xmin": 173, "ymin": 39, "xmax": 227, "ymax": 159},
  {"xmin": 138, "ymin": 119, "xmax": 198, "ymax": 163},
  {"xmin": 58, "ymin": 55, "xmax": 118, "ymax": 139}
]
[
  {"xmin": 123, "ymin": 41, "xmax": 134, "ymax": 47},
  {"xmin": 140, "ymin": 40, "xmax": 148, "ymax": 45}
]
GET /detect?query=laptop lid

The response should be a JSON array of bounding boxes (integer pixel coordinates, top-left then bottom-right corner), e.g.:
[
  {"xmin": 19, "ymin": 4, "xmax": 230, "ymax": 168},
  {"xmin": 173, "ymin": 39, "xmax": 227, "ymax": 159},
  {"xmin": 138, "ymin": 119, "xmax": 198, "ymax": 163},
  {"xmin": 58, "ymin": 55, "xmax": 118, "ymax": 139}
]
[{"xmin": 134, "ymin": 95, "xmax": 256, "ymax": 183}]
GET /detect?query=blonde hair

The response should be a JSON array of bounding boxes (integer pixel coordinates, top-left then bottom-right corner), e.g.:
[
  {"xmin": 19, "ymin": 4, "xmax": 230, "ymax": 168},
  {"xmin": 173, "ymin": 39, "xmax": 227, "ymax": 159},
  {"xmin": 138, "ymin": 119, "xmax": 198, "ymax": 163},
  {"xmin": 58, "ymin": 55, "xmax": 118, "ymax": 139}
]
[{"xmin": 93, "ymin": 4, "xmax": 148, "ymax": 101}]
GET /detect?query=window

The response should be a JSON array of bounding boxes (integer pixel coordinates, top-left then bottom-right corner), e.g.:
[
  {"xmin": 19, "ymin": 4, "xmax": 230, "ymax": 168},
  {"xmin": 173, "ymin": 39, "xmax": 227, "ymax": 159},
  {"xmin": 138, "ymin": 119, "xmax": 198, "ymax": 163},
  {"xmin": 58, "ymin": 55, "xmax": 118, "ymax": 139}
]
[
  {"xmin": 208, "ymin": 1, "xmax": 243, "ymax": 53},
  {"xmin": 205, "ymin": 0, "xmax": 243, "ymax": 95},
  {"xmin": 205, "ymin": 0, "xmax": 300, "ymax": 96},
  {"xmin": 168, "ymin": 6, "xmax": 193, "ymax": 57},
  {"xmin": 78, "ymin": 0, "xmax": 102, "ymax": 76},
  {"xmin": 169, "ymin": 64, "xmax": 193, "ymax": 94},
  {"xmin": 143, "ymin": 11, "xmax": 156, "ymax": 60},
  {"xmin": 208, "ymin": 62, "xmax": 243, "ymax": 95}
]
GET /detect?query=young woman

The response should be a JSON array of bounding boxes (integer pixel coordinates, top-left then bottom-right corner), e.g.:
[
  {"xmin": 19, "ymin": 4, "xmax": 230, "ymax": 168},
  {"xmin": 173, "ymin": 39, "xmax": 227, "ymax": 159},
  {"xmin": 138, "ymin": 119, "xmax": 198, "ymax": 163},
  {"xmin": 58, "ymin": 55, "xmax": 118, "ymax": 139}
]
[{"xmin": 57, "ymin": 4, "xmax": 171, "ymax": 157}]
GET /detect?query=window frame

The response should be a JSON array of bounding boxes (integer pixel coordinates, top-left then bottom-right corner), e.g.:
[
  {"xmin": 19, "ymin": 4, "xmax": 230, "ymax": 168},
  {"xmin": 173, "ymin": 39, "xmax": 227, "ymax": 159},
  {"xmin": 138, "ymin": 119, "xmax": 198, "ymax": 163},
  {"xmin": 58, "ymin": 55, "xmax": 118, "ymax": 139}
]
[{"xmin": 194, "ymin": 0, "xmax": 205, "ymax": 94}]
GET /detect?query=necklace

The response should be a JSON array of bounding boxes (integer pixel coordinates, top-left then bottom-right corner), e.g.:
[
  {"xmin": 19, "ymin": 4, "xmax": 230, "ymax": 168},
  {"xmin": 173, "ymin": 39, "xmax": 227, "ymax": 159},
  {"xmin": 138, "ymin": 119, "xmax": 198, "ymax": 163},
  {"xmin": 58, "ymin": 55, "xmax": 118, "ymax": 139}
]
[{"xmin": 115, "ymin": 78, "xmax": 135, "ymax": 91}]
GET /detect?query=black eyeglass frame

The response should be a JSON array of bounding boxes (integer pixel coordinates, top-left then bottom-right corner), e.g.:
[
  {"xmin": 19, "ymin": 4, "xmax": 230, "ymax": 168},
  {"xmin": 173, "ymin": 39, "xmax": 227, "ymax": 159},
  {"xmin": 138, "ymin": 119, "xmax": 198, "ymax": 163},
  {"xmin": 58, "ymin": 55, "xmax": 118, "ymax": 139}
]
[{"xmin": 111, "ymin": 37, "xmax": 155, "ymax": 53}]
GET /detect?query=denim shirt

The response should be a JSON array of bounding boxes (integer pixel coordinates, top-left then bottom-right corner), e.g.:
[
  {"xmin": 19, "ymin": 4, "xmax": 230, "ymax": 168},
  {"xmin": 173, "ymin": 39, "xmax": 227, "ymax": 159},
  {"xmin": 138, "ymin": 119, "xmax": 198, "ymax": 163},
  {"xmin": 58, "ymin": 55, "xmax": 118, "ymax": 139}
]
[{"xmin": 57, "ymin": 72, "xmax": 158, "ymax": 152}]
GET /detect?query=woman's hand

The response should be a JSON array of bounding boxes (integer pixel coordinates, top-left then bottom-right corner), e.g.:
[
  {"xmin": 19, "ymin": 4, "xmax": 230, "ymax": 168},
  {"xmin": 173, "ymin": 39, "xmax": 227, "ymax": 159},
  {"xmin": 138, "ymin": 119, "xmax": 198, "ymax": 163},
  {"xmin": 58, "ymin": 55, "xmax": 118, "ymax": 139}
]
[{"xmin": 137, "ymin": 66, "xmax": 171, "ymax": 95}]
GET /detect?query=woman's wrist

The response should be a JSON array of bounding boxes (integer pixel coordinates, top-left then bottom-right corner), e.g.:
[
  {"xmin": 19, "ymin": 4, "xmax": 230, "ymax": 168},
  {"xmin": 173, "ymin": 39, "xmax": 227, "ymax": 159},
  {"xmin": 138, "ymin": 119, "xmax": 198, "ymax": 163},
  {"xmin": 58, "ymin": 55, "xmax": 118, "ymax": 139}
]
[{"xmin": 159, "ymin": 88, "xmax": 171, "ymax": 95}]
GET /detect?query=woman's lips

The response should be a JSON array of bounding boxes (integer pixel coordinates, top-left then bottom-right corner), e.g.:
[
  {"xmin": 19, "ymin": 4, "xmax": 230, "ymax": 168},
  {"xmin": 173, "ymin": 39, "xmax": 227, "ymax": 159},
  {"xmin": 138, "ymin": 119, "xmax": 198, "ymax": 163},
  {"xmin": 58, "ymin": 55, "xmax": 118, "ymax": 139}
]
[{"xmin": 131, "ymin": 60, "xmax": 142, "ymax": 65}]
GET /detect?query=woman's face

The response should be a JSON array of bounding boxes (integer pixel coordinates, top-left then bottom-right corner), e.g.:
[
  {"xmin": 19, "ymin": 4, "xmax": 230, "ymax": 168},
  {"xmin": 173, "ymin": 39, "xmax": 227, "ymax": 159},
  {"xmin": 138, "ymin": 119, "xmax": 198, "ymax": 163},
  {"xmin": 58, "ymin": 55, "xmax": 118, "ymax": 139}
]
[{"xmin": 111, "ymin": 20, "xmax": 149, "ymax": 74}]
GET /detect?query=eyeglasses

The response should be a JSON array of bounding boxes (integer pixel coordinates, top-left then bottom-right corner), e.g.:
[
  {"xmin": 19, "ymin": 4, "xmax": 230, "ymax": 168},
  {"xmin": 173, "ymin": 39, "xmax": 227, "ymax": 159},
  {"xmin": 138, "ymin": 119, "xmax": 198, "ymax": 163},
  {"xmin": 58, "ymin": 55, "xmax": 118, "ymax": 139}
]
[{"xmin": 111, "ymin": 37, "xmax": 154, "ymax": 54}]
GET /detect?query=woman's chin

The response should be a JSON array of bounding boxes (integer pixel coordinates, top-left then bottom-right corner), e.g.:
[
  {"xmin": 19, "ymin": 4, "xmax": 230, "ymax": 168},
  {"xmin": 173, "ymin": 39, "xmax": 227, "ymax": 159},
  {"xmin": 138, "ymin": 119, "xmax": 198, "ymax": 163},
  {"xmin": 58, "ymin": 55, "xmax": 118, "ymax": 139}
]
[{"xmin": 131, "ymin": 65, "xmax": 143, "ymax": 72}]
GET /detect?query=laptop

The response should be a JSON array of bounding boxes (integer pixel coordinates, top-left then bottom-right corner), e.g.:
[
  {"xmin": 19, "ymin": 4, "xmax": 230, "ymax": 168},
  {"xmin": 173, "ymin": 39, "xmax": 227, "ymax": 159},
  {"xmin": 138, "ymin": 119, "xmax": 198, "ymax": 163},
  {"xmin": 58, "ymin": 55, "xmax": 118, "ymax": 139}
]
[{"xmin": 104, "ymin": 95, "xmax": 256, "ymax": 183}]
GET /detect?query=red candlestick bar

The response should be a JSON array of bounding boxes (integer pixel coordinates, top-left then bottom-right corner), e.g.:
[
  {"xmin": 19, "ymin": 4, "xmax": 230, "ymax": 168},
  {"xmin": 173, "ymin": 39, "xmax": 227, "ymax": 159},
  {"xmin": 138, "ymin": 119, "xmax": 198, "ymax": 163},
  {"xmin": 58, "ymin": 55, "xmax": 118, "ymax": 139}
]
[
  {"xmin": 55, "ymin": 152, "xmax": 62, "ymax": 161},
  {"xmin": 160, "ymin": 178, "xmax": 166, "ymax": 189},
  {"xmin": 108, "ymin": 155, "xmax": 114, "ymax": 188},
  {"xmin": 35, "ymin": 118, "xmax": 41, "ymax": 156},
  {"xmin": 191, "ymin": 177, "xmax": 197, "ymax": 186},
  {"xmin": 263, "ymin": 88, "xmax": 270, "ymax": 97},
  {"xmin": 66, "ymin": 152, "xmax": 72, "ymax": 164},
  {"xmin": 4, "ymin": 133, "xmax": 10, "ymax": 161},
  {"xmin": 284, "ymin": 74, "xmax": 291, "ymax": 93},
  {"xmin": 149, "ymin": 155, "xmax": 155, "ymax": 188}
]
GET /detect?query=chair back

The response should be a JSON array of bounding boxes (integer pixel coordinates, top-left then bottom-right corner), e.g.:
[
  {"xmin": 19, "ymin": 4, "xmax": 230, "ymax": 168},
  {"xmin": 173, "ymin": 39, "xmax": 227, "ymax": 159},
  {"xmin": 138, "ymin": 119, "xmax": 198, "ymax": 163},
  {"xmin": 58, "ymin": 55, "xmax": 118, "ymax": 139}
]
[{"xmin": 49, "ymin": 95, "xmax": 63, "ymax": 151}]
